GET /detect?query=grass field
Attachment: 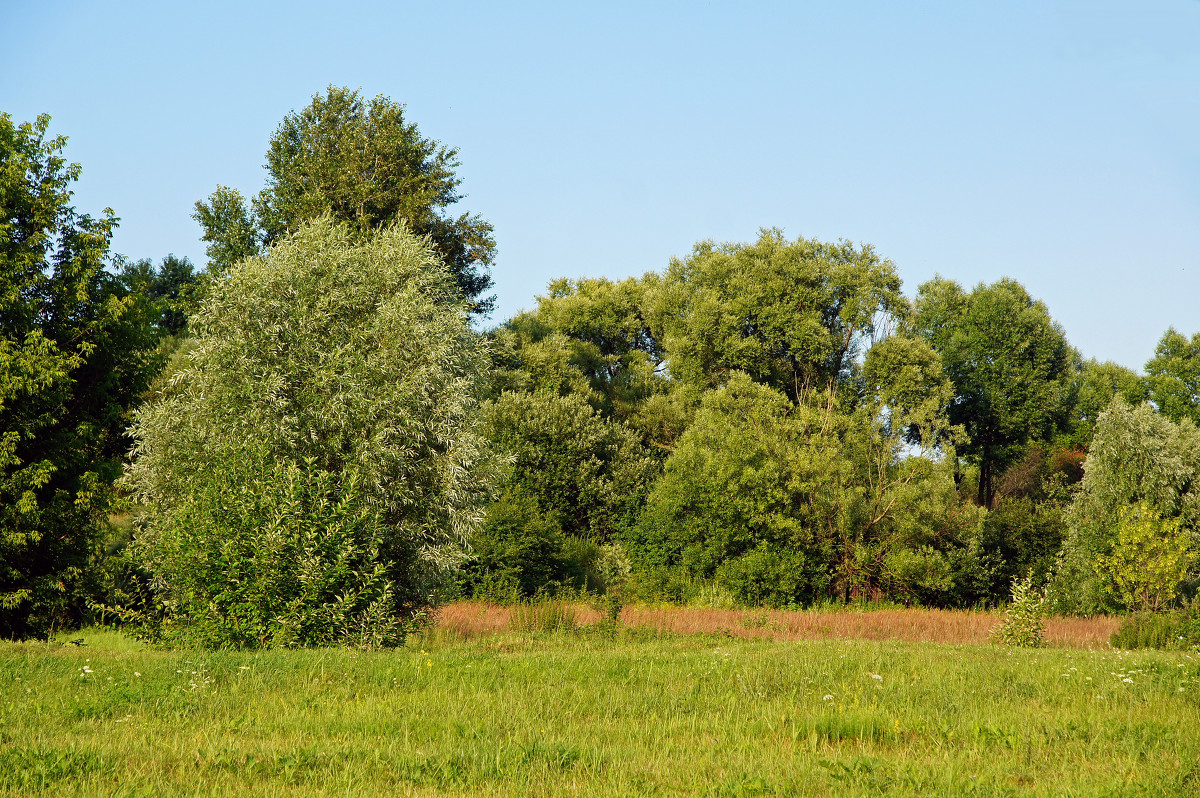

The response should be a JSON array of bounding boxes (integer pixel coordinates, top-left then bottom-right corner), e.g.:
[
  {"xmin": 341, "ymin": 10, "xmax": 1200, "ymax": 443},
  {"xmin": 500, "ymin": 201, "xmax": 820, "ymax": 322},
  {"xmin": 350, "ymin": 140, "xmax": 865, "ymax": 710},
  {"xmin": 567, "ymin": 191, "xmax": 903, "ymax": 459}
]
[{"xmin": 3, "ymin": 606, "xmax": 1199, "ymax": 797}]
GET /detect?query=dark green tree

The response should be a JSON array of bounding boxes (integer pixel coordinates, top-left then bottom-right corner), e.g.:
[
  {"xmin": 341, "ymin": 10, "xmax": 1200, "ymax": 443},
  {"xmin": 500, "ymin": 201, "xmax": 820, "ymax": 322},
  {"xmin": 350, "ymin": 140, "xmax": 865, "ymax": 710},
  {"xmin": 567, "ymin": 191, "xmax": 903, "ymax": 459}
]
[
  {"xmin": 1, "ymin": 113, "xmax": 158, "ymax": 638},
  {"xmin": 117, "ymin": 254, "xmax": 200, "ymax": 337},
  {"xmin": 912, "ymin": 277, "xmax": 1072, "ymax": 507},
  {"xmin": 195, "ymin": 86, "xmax": 495, "ymax": 314},
  {"xmin": 1145, "ymin": 328, "xmax": 1200, "ymax": 426}
]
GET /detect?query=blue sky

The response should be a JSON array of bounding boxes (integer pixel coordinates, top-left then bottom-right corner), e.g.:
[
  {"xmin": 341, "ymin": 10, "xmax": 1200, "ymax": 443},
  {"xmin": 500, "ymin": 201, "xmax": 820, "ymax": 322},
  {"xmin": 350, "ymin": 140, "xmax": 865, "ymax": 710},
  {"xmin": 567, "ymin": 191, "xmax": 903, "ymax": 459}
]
[{"xmin": 4, "ymin": 1, "xmax": 1197, "ymax": 370}]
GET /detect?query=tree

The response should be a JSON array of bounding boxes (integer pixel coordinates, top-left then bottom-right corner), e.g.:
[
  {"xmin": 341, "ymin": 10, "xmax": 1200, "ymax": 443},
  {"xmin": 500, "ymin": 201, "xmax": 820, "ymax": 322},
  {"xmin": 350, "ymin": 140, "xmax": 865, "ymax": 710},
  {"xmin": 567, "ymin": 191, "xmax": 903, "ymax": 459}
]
[
  {"xmin": 1, "ymin": 113, "xmax": 158, "ymax": 638},
  {"xmin": 1057, "ymin": 358, "xmax": 1148, "ymax": 451},
  {"xmin": 629, "ymin": 373, "xmax": 978, "ymax": 606},
  {"xmin": 191, "ymin": 186, "xmax": 260, "ymax": 275},
  {"xmin": 912, "ymin": 277, "xmax": 1072, "ymax": 507},
  {"xmin": 1054, "ymin": 398, "xmax": 1200, "ymax": 614},
  {"xmin": 1094, "ymin": 502, "xmax": 1194, "ymax": 613},
  {"xmin": 483, "ymin": 391, "xmax": 658, "ymax": 544},
  {"xmin": 1145, "ymin": 328, "xmax": 1200, "ymax": 426},
  {"xmin": 645, "ymin": 229, "xmax": 905, "ymax": 401},
  {"xmin": 117, "ymin": 254, "xmax": 200, "ymax": 337},
  {"xmin": 194, "ymin": 87, "xmax": 495, "ymax": 314},
  {"xmin": 125, "ymin": 218, "xmax": 496, "ymax": 647},
  {"xmin": 487, "ymin": 274, "xmax": 689, "ymax": 450}
]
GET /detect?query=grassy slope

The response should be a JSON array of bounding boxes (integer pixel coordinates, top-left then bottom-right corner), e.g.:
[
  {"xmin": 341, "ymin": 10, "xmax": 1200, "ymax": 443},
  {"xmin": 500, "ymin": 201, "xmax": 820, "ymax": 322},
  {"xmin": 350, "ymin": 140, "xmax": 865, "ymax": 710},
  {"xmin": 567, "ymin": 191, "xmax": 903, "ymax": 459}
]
[{"xmin": 3, "ymin": 626, "xmax": 1200, "ymax": 797}]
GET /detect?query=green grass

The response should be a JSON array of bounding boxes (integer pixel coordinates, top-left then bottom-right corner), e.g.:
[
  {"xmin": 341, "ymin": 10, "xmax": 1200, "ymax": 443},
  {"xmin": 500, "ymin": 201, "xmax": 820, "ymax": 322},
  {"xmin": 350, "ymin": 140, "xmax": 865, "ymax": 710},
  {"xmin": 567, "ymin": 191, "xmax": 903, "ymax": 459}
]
[{"xmin": 4, "ymin": 627, "xmax": 1200, "ymax": 796}]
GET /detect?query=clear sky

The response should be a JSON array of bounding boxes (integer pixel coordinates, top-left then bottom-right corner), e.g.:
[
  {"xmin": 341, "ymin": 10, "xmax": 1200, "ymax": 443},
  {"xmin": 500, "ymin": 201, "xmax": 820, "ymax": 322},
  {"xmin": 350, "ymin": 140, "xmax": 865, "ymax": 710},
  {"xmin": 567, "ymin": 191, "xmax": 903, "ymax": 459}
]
[{"xmin": 4, "ymin": 1, "xmax": 1197, "ymax": 370}]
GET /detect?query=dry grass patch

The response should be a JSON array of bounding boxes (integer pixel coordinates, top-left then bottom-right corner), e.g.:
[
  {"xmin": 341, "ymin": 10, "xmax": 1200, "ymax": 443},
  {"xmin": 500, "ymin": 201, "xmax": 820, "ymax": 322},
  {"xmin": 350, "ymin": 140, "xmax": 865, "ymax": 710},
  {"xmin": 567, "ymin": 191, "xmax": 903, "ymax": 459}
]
[{"xmin": 435, "ymin": 601, "xmax": 1119, "ymax": 648}]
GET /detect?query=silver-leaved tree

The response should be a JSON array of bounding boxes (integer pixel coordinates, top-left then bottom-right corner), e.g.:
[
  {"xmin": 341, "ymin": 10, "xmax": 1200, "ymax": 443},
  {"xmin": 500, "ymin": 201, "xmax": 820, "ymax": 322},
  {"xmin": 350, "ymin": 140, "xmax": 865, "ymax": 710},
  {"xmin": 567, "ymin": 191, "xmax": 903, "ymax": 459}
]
[{"xmin": 124, "ymin": 218, "xmax": 497, "ymax": 648}]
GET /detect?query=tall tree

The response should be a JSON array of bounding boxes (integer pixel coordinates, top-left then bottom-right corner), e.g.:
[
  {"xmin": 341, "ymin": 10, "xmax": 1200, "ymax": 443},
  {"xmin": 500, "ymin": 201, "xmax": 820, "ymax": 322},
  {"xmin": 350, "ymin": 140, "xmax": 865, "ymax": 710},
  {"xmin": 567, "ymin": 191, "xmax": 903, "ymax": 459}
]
[
  {"xmin": 195, "ymin": 86, "xmax": 495, "ymax": 314},
  {"xmin": 1145, "ymin": 328, "xmax": 1200, "ymax": 426},
  {"xmin": 912, "ymin": 277, "xmax": 1072, "ymax": 507},
  {"xmin": 125, "ymin": 218, "xmax": 497, "ymax": 647},
  {"xmin": 645, "ymin": 229, "xmax": 905, "ymax": 402},
  {"xmin": 1, "ymin": 113, "xmax": 158, "ymax": 637}
]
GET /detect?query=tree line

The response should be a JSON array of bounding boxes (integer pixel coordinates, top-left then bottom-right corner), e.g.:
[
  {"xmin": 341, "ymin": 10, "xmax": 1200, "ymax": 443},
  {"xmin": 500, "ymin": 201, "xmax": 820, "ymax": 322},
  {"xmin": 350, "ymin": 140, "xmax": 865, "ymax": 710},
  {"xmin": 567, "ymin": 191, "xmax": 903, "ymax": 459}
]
[{"xmin": 2, "ymin": 88, "xmax": 1198, "ymax": 645}]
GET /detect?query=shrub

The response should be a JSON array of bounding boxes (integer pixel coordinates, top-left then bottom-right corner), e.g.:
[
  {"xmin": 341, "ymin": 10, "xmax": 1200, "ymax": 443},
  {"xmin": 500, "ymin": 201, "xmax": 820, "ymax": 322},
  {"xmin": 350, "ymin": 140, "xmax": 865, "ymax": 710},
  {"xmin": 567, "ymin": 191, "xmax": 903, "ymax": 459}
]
[
  {"xmin": 134, "ymin": 453, "xmax": 408, "ymax": 648},
  {"xmin": 991, "ymin": 573, "xmax": 1047, "ymax": 648},
  {"xmin": 715, "ymin": 545, "xmax": 811, "ymax": 608},
  {"xmin": 1111, "ymin": 603, "xmax": 1200, "ymax": 650},
  {"xmin": 461, "ymin": 489, "xmax": 575, "ymax": 599},
  {"xmin": 1095, "ymin": 502, "xmax": 1195, "ymax": 613}
]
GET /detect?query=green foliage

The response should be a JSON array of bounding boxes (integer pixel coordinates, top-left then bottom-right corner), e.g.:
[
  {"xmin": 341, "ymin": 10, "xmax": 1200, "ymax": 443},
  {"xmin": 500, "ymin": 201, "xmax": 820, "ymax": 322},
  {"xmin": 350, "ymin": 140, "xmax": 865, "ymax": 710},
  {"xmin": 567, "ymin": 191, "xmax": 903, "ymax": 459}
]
[
  {"xmin": 631, "ymin": 373, "xmax": 978, "ymax": 606},
  {"xmin": 1057, "ymin": 358, "xmax": 1148, "ymax": 450},
  {"xmin": 1145, "ymin": 327, "xmax": 1200, "ymax": 426},
  {"xmin": 116, "ymin": 254, "xmax": 200, "ymax": 336},
  {"xmin": 126, "ymin": 218, "xmax": 495, "ymax": 647},
  {"xmin": 647, "ymin": 229, "xmax": 904, "ymax": 399},
  {"xmin": 912, "ymin": 277, "xmax": 1072, "ymax": 506},
  {"xmin": 490, "ymin": 275, "xmax": 666, "ymax": 415},
  {"xmin": 990, "ymin": 572, "xmax": 1047, "ymax": 647},
  {"xmin": 191, "ymin": 185, "xmax": 261, "ymax": 275},
  {"xmin": 460, "ymin": 489, "xmax": 577, "ymax": 600},
  {"xmin": 978, "ymin": 495, "xmax": 1064, "ymax": 600},
  {"xmin": 1, "ymin": 113, "xmax": 158, "ymax": 638},
  {"xmin": 1095, "ymin": 503, "xmax": 1195, "ymax": 613},
  {"xmin": 483, "ymin": 391, "xmax": 658, "ymax": 543},
  {"xmin": 1055, "ymin": 398, "xmax": 1200, "ymax": 614},
  {"xmin": 714, "ymin": 544, "xmax": 811, "ymax": 608},
  {"xmin": 860, "ymin": 334, "xmax": 954, "ymax": 446},
  {"xmin": 1112, "ymin": 604, "xmax": 1200, "ymax": 650},
  {"xmin": 195, "ymin": 87, "xmax": 494, "ymax": 313},
  {"xmin": 132, "ymin": 451, "xmax": 409, "ymax": 649}
]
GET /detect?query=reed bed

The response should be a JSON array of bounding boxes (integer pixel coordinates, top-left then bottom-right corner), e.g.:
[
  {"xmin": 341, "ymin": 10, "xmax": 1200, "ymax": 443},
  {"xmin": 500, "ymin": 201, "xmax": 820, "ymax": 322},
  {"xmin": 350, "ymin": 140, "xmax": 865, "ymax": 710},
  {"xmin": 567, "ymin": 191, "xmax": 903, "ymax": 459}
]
[{"xmin": 436, "ymin": 601, "xmax": 1119, "ymax": 648}]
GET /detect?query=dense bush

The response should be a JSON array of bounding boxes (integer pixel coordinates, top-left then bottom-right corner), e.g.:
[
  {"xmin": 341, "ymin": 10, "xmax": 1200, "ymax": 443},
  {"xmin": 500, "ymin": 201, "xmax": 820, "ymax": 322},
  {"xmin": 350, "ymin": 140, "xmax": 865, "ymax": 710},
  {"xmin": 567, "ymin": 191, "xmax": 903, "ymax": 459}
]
[
  {"xmin": 458, "ymin": 489, "xmax": 579, "ymax": 601},
  {"xmin": 714, "ymin": 544, "xmax": 811, "ymax": 608},
  {"xmin": 483, "ymin": 391, "xmax": 658, "ymax": 542},
  {"xmin": 1111, "ymin": 605, "xmax": 1200, "ymax": 650},
  {"xmin": 133, "ymin": 452, "xmax": 410, "ymax": 648}
]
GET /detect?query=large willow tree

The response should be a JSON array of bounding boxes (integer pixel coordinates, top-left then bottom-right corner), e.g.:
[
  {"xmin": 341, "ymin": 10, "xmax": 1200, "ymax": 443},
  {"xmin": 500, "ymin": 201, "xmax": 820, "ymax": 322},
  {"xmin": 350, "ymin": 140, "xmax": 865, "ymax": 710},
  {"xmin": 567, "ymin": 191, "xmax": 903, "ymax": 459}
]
[{"xmin": 126, "ymin": 218, "xmax": 497, "ymax": 648}]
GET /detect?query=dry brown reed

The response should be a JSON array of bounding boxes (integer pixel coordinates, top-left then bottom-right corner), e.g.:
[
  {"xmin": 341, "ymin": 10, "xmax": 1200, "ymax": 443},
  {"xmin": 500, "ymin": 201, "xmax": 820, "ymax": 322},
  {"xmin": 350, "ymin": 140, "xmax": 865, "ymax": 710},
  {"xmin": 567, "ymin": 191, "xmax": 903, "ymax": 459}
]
[{"xmin": 434, "ymin": 601, "xmax": 1119, "ymax": 648}]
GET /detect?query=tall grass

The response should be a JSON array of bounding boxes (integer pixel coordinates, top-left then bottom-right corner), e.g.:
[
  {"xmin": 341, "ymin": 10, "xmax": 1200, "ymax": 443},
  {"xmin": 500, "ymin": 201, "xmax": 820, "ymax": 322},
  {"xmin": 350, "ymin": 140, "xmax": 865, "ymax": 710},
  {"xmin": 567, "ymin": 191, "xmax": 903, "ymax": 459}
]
[
  {"xmin": 509, "ymin": 598, "xmax": 580, "ymax": 633},
  {"xmin": 437, "ymin": 601, "xmax": 1119, "ymax": 648}
]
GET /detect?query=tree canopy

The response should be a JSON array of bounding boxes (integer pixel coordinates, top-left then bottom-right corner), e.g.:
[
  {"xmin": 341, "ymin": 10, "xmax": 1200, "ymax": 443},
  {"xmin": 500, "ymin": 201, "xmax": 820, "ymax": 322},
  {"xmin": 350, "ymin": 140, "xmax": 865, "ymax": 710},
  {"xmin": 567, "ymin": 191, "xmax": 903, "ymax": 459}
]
[
  {"xmin": 1, "ymin": 113, "xmax": 158, "ymax": 637},
  {"xmin": 195, "ymin": 87, "xmax": 495, "ymax": 314},
  {"xmin": 912, "ymin": 277, "xmax": 1072, "ymax": 506},
  {"xmin": 647, "ymin": 230, "xmax": 905, "ymax": 401},
  {"xmin": 125, "ymin": 218, "xmax": 496, "ymax": 647},
  {"xmin": 1145, "ymin": 328, "xmax": 1200, "ymax": 426}
]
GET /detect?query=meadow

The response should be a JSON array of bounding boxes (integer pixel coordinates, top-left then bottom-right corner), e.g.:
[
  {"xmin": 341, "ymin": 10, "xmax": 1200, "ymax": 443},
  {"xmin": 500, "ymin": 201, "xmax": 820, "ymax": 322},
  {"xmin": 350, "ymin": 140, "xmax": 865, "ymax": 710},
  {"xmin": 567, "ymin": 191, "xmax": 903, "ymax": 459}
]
[{"xmin": 3, "ymin": 605, "xmax": 1199, "ymax": 797}]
